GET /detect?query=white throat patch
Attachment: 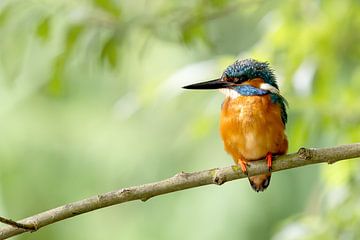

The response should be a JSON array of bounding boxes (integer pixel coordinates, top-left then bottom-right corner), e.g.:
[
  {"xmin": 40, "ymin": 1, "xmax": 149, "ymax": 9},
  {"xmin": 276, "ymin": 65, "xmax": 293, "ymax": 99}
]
[{"xmin": 219, "ymin": 88, "xmax": 241, "ymax": 99}]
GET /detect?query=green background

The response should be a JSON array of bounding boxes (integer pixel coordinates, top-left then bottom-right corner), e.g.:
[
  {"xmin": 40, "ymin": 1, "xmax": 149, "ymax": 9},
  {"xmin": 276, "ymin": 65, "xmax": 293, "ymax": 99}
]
[{"xmin": 0, "ymin": 0, "xmax": 359, "ymax": 239}]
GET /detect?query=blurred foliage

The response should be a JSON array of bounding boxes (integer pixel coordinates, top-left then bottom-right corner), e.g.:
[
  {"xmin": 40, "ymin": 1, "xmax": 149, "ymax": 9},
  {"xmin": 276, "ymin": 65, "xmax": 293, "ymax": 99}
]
[{"xmin": 0, "ymin": 0, "xmax": 359, "ymax": 239}]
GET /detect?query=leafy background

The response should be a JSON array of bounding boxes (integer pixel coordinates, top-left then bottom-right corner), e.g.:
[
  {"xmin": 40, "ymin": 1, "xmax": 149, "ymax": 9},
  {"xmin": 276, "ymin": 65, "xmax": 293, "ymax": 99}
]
[{"xmin": 0, "ymin": 0, "xmax": 359, "ymax": 239}]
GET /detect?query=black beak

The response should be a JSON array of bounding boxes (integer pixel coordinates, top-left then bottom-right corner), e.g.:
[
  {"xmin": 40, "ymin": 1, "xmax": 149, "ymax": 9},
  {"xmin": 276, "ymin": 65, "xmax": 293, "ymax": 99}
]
[{"xmin": 182, "ymin": 78, "xmax": 231, "ymax": 90}]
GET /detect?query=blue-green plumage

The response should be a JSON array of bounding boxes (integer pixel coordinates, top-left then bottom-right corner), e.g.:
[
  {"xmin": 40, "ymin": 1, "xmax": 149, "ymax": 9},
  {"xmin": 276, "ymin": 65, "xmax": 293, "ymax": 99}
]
[
  {"xmin": 270, "ymin": 93, "xmax": 288, "ymax": 125},
  {"xmin": 233, "ymin": 85, "xmax": 268, "ymax": 96},
  {"xmin": 223, "ymin": 59, "xmax": 279, "ymax": 90}
]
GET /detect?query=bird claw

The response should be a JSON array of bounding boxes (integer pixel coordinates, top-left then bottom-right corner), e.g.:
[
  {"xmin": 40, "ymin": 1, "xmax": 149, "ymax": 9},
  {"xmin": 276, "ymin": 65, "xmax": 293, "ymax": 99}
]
[
  {"xmin": 238, "ymin": 159, "xmax": 249, "ymax": 175},
  {"xmin": 266, "ymin": 152, "xmax": 273, "ymax": 172}
]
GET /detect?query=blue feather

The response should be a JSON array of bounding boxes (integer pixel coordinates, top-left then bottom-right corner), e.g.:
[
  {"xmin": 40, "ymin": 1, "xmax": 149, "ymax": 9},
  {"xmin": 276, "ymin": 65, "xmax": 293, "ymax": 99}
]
[
  {"xmin": 233, "ymin": 85, "xmax": 268, "ymax": 96},
  {"xmin": 270, "ymin": 93, "xmax": 288, "ymax": 125},
  {"xmin": 224, "ymin": 59, "xmax": 279, "ymax": 89}
]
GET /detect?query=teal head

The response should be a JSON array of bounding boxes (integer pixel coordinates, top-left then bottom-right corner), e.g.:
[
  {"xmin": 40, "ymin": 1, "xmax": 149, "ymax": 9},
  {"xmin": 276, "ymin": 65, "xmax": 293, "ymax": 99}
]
[{"xmin": 183, "ymin": 59, "xmax": 279, "ymax": 90}]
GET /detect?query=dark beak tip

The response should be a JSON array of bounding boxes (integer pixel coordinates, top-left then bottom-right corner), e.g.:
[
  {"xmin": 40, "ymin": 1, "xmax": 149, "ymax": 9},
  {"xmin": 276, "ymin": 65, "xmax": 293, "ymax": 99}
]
[{"xmin": 181, "ymin": 78, "xmax": 227, "ymax": 90}]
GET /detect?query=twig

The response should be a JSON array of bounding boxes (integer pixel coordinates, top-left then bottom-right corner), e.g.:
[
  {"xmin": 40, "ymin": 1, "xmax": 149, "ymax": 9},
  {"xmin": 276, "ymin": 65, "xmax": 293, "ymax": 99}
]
[
  {"xmin": 0, "ymin": 217, "xmax": 35, "ymax": 231},
  {"xmin": 0, "ymin": 143, "xmax": 359, "ymax": 239}
]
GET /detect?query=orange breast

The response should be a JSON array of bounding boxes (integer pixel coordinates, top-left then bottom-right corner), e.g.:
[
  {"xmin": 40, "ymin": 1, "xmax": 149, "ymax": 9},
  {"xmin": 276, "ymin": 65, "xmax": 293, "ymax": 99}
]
[{"xmin": 220, "ymin": 95, "xmax": 288, "ymax": 162}]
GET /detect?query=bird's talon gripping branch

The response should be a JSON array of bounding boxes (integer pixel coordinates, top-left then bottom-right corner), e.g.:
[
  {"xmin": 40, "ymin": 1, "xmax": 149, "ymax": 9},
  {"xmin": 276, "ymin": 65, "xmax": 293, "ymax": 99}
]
[
  {"xmin": 266, "ymin": 152, "xmax": 273, "ymax": 171},
  {"xmin": 238, "ymin": 159, "xmax": 249, "ymax": 175}
]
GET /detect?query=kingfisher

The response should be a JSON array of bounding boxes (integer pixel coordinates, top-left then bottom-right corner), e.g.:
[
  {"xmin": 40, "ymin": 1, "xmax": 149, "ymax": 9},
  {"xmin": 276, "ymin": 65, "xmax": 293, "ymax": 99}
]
[{"xmin": 183, "ymin": 59, "xmax": 288, "ymax": 192}]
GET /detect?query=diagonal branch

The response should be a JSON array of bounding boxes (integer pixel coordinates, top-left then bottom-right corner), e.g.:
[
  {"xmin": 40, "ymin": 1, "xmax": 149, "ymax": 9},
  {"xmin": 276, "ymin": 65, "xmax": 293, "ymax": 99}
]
[
  {"xmin": 0, "ymin": 217, "xmax": 35, "ymax": 231},
  {"xmin": 1, "ymin": 143, "xmax": 360, "ymax": 239}
]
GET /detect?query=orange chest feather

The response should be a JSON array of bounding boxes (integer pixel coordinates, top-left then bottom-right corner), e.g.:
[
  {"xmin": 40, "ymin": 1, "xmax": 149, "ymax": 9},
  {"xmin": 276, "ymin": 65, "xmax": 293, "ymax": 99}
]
[{"xmin": 220, "ymin": 95, "xmax": 288, "ymax": 161}]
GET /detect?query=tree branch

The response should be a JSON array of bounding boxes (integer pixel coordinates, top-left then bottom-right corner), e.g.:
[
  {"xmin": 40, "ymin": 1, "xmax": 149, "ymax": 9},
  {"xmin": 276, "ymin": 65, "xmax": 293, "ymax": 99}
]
[
  {"xmin": 0, "ymin": 217, "xmax": 35, "ymax": 231},
  {"xmin": 1, "ymin": 143, "xmax": 360, "ymax": 239}
]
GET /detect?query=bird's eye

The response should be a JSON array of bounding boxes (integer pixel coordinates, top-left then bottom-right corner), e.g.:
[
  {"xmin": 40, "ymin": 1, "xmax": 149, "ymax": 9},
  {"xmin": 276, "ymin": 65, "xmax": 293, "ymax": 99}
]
[
  {"xmin": 233, "ymin": 75, "xmax": 247, "ymax": 83},
  {"xmin": 240, "ymin": 75, "xmax": 248, "ymax": 82}
]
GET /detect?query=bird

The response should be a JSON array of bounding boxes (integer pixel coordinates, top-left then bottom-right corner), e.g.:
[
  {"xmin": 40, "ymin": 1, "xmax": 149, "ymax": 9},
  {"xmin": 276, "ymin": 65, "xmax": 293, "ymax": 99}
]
[{"xmin": 183, "ymin": 59, "xmax": 288, "ymax": 192}]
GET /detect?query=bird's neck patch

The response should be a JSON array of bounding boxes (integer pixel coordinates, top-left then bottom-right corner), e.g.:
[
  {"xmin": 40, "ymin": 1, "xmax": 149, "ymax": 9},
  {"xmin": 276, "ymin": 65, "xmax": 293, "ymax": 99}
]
[
  {"xmin": 234, "ymin": 85, "xmax": 268, "ymax": 96},
  {"xmin": 219, "ymin": 85, "xmax": 268, "ymax": 99}
]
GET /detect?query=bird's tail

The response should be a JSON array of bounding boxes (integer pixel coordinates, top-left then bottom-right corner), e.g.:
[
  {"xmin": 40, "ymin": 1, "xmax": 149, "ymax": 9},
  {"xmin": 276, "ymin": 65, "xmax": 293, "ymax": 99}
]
[{"xmin": 248, "ymin": 173, "xmax": 271, "ymax": 192}]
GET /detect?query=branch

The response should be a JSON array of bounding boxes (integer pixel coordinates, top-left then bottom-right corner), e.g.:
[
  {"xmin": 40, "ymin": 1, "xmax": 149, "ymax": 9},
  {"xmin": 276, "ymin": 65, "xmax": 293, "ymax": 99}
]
[
  {"xmin": 1, "ymin": 143, "xmax": 360, "ymax": 239},
  {"xmin": 0, "ymin": 217, "xmax": 35, "ymax": 231}
]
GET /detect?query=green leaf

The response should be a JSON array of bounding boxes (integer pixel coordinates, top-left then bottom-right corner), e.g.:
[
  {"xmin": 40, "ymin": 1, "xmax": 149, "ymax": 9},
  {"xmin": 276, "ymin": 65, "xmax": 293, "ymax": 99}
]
[
  {"xmin": 93, "ymin": 0, "xmax": 122, "ymax": 18},
  {"xmin": 36, "ymin": 17, "xmax": 51, "ymax": 41},
  {"xmin": 100, "ymin": 36, "xmax": 118, "ymax": 68}
]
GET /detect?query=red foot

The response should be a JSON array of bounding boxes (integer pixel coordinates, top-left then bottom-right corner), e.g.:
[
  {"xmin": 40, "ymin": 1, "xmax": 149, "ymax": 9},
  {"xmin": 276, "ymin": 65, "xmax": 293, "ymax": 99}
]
[
  {"xmin": 238, "ymin": 158, "xmax": 249, "ymax": 175},
  {"xmin": 266, "ymin": 152, "xmax": 273, "ymax": 171}
]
